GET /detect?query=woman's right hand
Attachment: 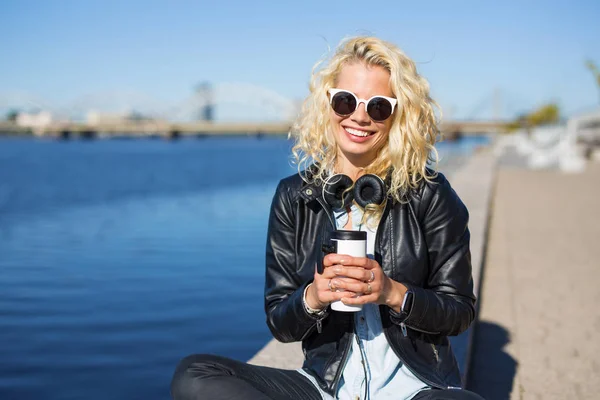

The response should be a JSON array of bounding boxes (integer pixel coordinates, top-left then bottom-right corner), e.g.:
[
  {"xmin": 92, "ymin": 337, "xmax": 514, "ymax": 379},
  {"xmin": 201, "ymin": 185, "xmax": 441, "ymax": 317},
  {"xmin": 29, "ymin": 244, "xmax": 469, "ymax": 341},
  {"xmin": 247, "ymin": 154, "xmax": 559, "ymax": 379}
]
[{"xmin": 304, "ymin": 255, "xmax": 362, "ymax": 311}]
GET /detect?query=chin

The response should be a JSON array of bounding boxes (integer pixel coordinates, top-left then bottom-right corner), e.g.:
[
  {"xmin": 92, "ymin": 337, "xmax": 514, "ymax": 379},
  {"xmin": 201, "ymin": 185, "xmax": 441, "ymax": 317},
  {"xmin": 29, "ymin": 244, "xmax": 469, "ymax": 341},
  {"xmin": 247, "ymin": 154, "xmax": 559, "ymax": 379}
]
[{"xmin": 336, "ymin": 140, "xmax": 381, "ymax": 164}]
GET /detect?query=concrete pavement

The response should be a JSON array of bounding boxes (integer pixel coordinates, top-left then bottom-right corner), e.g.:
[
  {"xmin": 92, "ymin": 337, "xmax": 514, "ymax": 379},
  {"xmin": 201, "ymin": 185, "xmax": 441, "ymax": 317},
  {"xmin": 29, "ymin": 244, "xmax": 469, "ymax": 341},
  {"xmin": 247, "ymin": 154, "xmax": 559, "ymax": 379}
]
[{"xmin": 468, "ymin": 161, "xmax": 600, "ymax": 399}]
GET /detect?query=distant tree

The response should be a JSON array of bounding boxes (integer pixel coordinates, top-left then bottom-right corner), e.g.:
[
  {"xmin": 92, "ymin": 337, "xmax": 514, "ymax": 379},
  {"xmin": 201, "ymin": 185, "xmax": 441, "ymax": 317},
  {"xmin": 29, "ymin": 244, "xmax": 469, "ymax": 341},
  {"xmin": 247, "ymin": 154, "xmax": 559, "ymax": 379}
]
[
  {"xmin": 586, "ymin": 59, "xmax": 600, "ymax": 103},
  {"xmin": 506, "ymin": 103, "xmax": 560, "ymax": 132},
  {"xmin": 506, "ymin": 114, "xmax": 527, "ymax": 132},
  {"xmin": 6, "ymin": 109, "xmax": 19, "ymax": 122},
  {"xmin": 127, "ymin": 110, "xmax": 152, "ymax": 122},
  {"xmin": 527, "ymin": 103, "xmax": 560, "ymax": 126},
  {"xmin": 128, "ymin": 110, "xmax": 145, "ymax": 121}
]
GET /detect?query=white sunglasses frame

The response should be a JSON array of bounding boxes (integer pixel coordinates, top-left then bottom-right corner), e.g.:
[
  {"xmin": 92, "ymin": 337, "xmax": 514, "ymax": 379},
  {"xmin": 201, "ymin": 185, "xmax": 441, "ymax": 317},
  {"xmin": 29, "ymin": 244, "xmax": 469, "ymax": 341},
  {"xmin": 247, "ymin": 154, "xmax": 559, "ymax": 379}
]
[{"xmin": 328, "ymin": 88, "xmax": 398, "ymax": 121}]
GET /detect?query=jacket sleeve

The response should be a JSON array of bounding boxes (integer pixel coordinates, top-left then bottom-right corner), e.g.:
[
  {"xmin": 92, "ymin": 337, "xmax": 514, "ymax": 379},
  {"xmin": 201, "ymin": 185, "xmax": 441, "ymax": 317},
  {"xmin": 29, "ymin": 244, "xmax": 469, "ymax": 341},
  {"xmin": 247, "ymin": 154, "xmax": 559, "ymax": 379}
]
[
  {"xmin": 264, "ymin": 180, "xmax": 327, "ymax": 343},
  {"xmin": 390, "ymin": 174, "xmax": 476, "ymax": 336}
]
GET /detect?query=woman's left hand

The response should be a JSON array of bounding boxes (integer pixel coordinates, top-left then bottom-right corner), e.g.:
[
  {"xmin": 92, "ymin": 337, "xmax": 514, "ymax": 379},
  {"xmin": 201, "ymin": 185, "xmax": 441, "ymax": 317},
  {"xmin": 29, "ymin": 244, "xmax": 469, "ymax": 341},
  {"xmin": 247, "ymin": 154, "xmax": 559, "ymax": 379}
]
[{"xmin": 323, "ymin": 254, "xmax": 408, "ymax": 312}]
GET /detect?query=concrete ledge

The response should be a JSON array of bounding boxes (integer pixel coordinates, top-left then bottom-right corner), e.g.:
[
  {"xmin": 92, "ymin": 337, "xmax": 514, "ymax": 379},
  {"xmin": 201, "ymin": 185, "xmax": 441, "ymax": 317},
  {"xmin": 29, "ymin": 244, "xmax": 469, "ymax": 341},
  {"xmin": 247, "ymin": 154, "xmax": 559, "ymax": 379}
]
[
  {"xmin": 447, "ymin": 149, "xmax": 497, "ymax": 386},
  {"xmin": 249, "ymin": 149, "xmax": 498, "ymax": 384},
  {"xmin": 248, "ymin": 337, "xmax": 303, "ymax": 368}
]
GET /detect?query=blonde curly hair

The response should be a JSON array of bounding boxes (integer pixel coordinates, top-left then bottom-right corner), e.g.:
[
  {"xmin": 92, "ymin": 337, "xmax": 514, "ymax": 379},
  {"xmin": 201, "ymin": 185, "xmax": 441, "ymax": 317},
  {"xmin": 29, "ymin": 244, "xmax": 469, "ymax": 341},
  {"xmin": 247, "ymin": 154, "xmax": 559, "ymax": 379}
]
[{"xmin": 290, "ymin": 36, "xmax": 440, "ymax": 219}]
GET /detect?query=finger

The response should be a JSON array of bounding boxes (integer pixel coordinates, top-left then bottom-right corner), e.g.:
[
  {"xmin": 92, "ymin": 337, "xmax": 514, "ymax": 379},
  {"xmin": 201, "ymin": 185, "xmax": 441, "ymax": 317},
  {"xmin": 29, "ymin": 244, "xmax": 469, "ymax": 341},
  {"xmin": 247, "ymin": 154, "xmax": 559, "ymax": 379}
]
[
  {"xmin": 320, "ymin": 265, "xmax": 343, "ymax": 279},
  {"xmin": 329, "ymin": 255, "xmax": 377, "ymax": 270},
  {"xmin": 317, "ymin": 265, "xmax": 348, "ymax": 279},
  {"xmin": 335, "ymin": 276, "xmax": 368, "ymax": 285},
  {"xmin": 324, "ymin": 254, "xmax": 362, "ymax": 267},
  {"xmin": 315, "ymin": 276, "xmax": 365, "ymax": 293},
  {"xmin": 318, "ymin": 268, "xmax": 371, "ymax": 283},
  {"xmin": 318, "ymin": 290, "xmax": 355, "ymax": 305},
  {"xmin": 329, "ymin": 266, "xmax": 373, "ymax": 281},
  {"xmin": 359, "ymin": 258, "xmax": 379, "ymax": 270},
  {"xmin": 309, "ymin": 280, "xmax": 353, "ymax": 305},
  {"xmin": 330, "ymin": 278, "xmax": 378, "ymax": 295},
  {"xmin": 312, "ymin": 276, "xmax": 358, "ymax": 293},
  {"xmin": 312, "ymin": 275, "xmax": 336, "ymax": 292},
  {"xmin": 323, "ymin": 254, "xmax": 351, "ymax": 267},
  {"xmin": 341, "ymin": 293, "xmax": 379, "ymax": 305}
]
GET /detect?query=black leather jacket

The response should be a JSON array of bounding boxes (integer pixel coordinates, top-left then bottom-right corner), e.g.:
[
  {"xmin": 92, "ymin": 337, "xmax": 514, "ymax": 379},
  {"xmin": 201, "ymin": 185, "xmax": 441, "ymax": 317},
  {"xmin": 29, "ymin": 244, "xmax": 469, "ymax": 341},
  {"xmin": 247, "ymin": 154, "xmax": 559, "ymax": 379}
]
[{"xmin": 264, "ymin": 170, "xmax": 475, "ymax": 396}]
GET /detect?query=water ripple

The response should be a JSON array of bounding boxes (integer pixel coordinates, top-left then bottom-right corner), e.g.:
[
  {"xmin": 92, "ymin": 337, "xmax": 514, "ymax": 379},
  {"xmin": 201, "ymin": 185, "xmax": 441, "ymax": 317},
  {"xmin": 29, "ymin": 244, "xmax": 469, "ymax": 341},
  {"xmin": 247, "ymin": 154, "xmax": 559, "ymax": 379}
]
[{"xmin": 0, "ymin": 136, "xmax": 485, "ymax": 399}]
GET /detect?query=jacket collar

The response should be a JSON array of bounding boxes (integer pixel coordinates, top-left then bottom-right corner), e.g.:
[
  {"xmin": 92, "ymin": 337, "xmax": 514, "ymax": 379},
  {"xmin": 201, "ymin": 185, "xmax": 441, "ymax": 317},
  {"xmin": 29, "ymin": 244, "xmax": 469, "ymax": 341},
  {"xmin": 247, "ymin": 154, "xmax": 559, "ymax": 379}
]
[{"xmin": 298, "ymin": 168, "xmax": 323, "ymax": 203}]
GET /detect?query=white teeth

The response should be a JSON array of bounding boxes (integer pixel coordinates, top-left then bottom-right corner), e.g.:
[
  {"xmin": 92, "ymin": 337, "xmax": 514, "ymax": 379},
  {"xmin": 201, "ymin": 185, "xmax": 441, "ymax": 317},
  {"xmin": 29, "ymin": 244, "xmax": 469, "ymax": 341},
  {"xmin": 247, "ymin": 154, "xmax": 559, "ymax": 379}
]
[{"xmin": 344, "ymin": 127, "xmax": 371, "ymax": 137}]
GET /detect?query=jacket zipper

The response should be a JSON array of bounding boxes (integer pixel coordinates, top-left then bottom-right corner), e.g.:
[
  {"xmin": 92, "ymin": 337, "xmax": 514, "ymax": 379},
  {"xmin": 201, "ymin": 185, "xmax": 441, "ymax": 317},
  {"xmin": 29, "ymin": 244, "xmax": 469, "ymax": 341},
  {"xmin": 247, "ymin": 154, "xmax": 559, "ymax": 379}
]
[
  {"xmin": 402, "ymin": 323, "xmax": 440, "ymax": 335},
  {"xmin": 401, "ymin": 323, "xmax": 439, "ymax": 362},
  {"xmin": 431, "ymin": 343, "xmax": 440, "ymax": 363},
  {"xmin": 382, "ymin": 328, "xmax": 448, "ymax": 390},
  {"xmin": 332, "ymin": 325, "xmax": 354, "ymax": 393},
  {"xmin": 300, "ymin": 321, "xmax": 317, "ymax": 341},
  {"xmin": 299, "ymin": 312, "xmax": 327, "ymax": 340}
]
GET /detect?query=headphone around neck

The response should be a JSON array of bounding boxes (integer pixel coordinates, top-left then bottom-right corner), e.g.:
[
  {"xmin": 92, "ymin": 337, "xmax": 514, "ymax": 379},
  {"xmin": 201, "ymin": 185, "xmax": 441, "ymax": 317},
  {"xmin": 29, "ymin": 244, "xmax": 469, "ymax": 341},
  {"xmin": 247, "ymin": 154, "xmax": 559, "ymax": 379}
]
[{"xmin": 322, "ymin": 173, "xmax": 387, "ymax": 210}]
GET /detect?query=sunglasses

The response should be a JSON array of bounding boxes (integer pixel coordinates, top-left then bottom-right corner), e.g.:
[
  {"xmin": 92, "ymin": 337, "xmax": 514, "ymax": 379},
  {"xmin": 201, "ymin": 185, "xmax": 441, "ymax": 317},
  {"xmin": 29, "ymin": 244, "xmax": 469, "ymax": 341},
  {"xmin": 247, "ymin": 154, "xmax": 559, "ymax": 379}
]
[{"xmin": 328, "ymin": 89, "xmax": 398, "ymax": 122}]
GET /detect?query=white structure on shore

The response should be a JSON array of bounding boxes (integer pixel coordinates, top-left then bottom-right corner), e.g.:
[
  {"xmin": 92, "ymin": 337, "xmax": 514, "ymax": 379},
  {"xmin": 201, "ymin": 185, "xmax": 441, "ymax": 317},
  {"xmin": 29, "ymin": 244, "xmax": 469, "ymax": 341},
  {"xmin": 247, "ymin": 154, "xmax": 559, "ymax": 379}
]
[
  {"xmin": 86, "ymin": 110, "xmax": 154, "ymax": 126},
  {"xmin": 16, "ymin": 110, "xmax": 53, "ymax": 130},
  {"xmin": 494, "ymin": 108, "xmax": 600, "ymax": 173}
]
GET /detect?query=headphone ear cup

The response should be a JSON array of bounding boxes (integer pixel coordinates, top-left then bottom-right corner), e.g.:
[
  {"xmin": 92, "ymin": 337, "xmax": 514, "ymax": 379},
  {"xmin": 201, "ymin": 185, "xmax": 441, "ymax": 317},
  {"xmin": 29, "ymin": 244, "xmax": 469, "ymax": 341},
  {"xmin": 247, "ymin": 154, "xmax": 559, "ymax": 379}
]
[
  {"xmin": 323, "ymin": 174, "xmax": 354, "ymax": 209},
  {"xmin": 354, "ymin": 174, "xmax": 386, "ymax": 209}
]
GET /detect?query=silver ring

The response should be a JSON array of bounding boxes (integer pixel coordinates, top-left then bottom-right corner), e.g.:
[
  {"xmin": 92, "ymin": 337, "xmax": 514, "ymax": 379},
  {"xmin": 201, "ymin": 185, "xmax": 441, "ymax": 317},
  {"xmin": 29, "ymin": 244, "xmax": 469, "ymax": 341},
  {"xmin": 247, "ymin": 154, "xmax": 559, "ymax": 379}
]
[
  {"xmin": 367, "ymin": 271, "xmax": 375, "ymax": 283},
  {"xmin": 366, "ymin": 283, "xmax": 372, "ymax": 295},
  {"xmin": 328, "ymin": 279, "xmax": 335, "ymax": 292}
]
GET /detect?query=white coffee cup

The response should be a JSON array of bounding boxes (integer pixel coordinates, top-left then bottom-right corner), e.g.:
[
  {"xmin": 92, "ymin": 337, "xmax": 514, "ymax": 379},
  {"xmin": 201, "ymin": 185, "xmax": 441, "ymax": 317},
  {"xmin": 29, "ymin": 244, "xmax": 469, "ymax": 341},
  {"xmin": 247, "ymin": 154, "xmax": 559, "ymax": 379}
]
[{"xmin": 330, "ymin": 230, "xmax": 367, "ymax": 312}]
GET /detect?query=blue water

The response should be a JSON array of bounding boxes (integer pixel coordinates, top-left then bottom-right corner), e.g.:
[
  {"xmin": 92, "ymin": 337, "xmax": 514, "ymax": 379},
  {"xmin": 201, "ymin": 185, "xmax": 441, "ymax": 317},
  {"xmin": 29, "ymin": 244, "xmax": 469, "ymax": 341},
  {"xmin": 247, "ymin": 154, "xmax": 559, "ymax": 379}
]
[{"xmin": 0, "ymin": 135, "xmax": 488, "ymax": 400}]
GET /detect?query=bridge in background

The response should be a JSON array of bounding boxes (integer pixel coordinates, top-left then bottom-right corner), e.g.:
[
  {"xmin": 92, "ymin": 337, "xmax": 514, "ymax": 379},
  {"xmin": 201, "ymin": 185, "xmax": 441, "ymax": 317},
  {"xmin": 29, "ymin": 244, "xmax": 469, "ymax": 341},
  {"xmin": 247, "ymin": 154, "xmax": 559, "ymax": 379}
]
[
  {"xmin": 0, "ymin": 119, "xmax": 507, "ymax": 140},
  {"xmin": 0, "ymin": 82, "xmax": 515, "ymax": 139}
]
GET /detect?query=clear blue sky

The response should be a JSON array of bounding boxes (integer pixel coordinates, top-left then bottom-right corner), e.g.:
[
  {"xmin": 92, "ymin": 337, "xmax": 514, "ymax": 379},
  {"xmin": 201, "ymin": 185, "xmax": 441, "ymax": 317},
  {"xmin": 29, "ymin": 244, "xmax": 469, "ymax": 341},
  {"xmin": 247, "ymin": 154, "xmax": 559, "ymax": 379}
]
[{"xmin": 1, "ymin": 0, "xmax": 599, "ymax": 120}]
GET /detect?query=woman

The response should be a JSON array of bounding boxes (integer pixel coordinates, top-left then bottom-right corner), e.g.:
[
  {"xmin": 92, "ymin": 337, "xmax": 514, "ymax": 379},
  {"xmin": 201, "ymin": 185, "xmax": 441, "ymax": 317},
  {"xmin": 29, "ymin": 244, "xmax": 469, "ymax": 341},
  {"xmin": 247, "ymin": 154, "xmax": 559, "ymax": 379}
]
[{"xmin": 171, "ymin": 36, "xmax": 484, "ymax": 400}]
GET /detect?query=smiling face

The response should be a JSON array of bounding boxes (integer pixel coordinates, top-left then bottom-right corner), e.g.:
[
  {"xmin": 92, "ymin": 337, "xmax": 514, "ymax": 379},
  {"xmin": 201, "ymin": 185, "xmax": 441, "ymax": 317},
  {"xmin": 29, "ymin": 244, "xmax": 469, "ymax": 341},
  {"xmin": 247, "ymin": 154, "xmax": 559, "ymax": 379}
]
[{"xmin": 329, "ymin": 62, "xmax": 394, "ymax": 174}]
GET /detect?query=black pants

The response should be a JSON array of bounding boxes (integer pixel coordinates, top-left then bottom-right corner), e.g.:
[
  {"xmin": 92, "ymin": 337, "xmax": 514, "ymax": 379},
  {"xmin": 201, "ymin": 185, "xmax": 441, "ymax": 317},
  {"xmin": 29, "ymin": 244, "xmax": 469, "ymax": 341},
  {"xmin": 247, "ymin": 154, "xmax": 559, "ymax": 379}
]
[{"xmin": 171, "ymin": 354, "xmax": 485, "ymax": 400}]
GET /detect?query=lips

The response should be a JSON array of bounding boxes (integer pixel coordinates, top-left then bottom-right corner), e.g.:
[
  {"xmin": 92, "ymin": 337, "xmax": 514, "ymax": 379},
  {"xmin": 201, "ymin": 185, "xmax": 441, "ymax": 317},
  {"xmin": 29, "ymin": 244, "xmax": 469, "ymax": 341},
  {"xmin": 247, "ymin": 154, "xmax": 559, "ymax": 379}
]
[{"xmin": 344, "ymin": 127, "xmax": 374, "ymax": 137}]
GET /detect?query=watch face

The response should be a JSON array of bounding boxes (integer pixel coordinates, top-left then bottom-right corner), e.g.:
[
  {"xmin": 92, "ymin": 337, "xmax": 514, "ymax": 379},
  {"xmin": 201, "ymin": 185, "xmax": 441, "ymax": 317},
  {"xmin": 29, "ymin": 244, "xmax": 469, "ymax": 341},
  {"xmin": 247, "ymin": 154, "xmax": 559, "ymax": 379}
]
[{"xmin": 403, "ymin": 291, "xmax": 414, "ymax": 314}]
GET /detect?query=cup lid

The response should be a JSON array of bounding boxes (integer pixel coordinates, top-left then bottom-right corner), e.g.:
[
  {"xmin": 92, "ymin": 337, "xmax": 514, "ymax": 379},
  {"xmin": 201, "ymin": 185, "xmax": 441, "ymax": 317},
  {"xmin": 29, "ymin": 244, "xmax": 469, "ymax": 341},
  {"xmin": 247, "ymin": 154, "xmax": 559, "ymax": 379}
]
[{"xmin": 331, "ymin": 230, "xmax": 367, "ymax": 241}]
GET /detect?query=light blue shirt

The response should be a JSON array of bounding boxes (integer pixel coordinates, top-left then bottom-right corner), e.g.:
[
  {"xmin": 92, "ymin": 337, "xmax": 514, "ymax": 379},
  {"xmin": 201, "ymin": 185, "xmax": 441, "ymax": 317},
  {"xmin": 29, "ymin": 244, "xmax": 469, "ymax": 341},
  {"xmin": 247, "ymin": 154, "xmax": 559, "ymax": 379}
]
[{"xmin": 299, "ymin": 204, "xmax": 429, "ymax": 400}]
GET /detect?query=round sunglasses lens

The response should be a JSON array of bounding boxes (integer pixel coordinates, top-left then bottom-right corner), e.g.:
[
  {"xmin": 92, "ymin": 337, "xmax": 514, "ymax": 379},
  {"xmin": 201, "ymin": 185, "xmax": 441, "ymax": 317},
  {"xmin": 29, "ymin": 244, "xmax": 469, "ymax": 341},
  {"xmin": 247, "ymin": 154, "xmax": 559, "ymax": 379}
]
[
  {"xmin": 367, "ymin": 98, "xmax": 393, "ymax": 121},
  {"xmin": 331, "ymin": 92, "xmax": 356, "ymax": 116}
]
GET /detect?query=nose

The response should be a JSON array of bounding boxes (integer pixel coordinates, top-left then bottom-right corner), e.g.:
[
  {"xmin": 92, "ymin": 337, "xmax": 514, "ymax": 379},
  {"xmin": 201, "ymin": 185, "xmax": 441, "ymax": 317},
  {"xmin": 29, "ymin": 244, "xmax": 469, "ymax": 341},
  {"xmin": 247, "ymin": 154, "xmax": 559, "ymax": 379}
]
[{"xmin": 351, "ymin": 101, "xmax": 370, "ymax": 124}]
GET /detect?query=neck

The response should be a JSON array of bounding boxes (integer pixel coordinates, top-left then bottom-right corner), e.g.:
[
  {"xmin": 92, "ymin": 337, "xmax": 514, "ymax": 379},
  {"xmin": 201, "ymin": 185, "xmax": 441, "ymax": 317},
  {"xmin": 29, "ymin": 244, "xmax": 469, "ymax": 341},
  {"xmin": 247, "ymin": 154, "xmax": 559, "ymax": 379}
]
[{"xmin": 335, "ymin": 153, "xmax": 374, "ymax": 181}]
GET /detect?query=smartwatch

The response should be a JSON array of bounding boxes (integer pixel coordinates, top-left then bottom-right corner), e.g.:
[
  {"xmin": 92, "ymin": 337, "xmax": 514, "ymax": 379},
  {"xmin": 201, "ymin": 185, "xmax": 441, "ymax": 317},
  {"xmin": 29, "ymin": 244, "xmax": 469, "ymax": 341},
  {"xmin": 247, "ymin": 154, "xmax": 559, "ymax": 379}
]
[{"xmin": 398, "ymin": 290, "xmax": 414, "ymax": 320}]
